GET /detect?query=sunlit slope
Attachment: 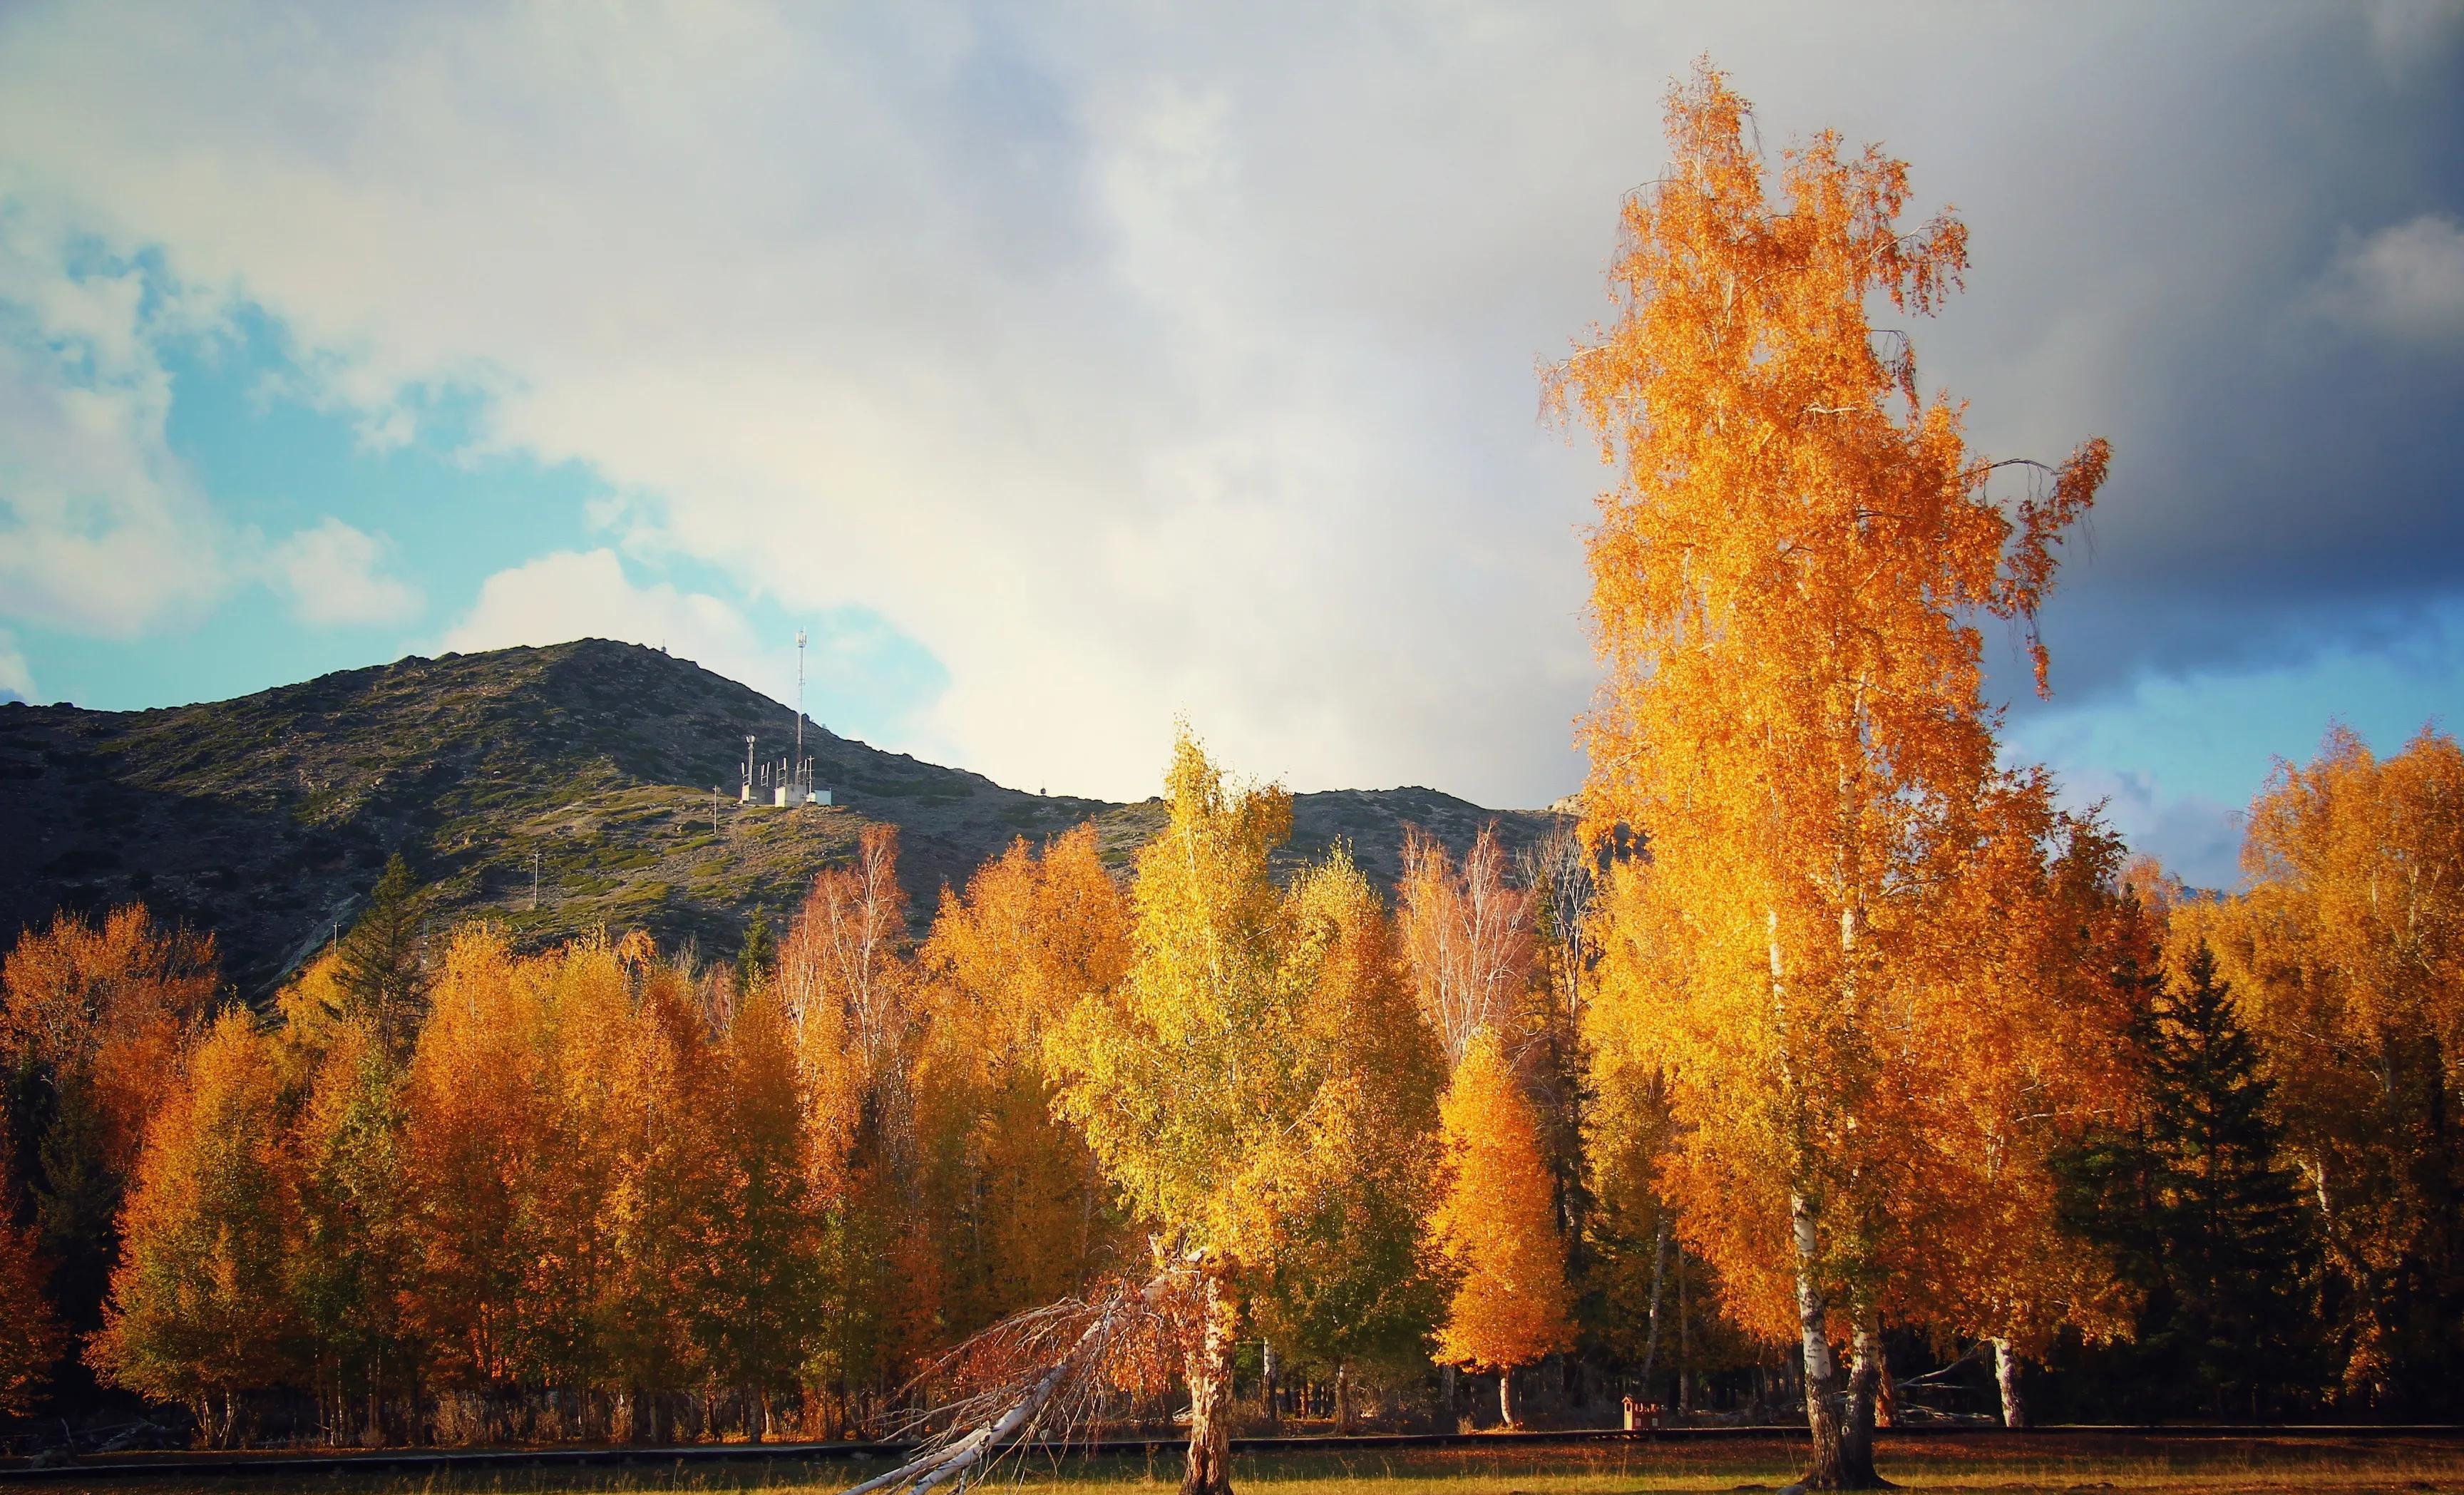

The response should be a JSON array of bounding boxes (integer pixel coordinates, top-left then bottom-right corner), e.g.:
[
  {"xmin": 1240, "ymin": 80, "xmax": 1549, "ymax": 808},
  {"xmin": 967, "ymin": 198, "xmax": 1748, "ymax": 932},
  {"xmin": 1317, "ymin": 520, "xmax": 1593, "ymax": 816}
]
[{"xmin": 0, "ymin": 639, "xmax": 1557, "ymax": 996}]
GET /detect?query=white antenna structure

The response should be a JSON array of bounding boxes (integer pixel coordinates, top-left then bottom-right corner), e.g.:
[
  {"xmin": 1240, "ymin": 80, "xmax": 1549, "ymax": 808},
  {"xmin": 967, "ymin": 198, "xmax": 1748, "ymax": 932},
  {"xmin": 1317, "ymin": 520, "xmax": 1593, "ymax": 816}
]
[{"xmin": 795, "ymin": 630, "xmax": 807, "ymax": 803}]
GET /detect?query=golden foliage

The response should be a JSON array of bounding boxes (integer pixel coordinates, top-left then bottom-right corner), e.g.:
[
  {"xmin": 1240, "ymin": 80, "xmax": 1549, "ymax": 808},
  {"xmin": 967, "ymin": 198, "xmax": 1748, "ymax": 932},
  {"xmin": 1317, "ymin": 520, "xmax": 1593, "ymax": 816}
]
[
  {"xmin": 2181, "ymin": 724, "xmax": 2464, "ymax": 1394},
  {"xmin": 88, "ymin": 1010, "xmax": 299, "ymax": 1440},
  {"xmin": 1561, "ymin": 61, "xmax": 2109, "ymax": 1370},
  {"xmin": 1047, "ymin": 729, "xmax": 1303, "ymax": 1263},
  {"xmin": 2, "ymin": 904, "xmax": 217, "ymax": 1176},
  {"xmin": 915, "ymin": 826, "xmax": 1132, "ymax": 1337},
  {"xmin": 1428, "ymin": 1027, "xmax": 1573, "ymax": 1375},
  {"xmin": 1397, "ymin": 825, "xmax": 1536, "ymax": 1070}
]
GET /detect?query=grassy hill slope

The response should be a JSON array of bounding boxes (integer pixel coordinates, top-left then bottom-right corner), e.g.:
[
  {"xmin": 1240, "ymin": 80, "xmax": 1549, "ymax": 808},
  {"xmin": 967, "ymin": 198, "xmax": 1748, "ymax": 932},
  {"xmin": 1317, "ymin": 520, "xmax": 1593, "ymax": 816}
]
[{"xmin": 0, "ymin": 639, "xmax": 1561, "ymax": 997}]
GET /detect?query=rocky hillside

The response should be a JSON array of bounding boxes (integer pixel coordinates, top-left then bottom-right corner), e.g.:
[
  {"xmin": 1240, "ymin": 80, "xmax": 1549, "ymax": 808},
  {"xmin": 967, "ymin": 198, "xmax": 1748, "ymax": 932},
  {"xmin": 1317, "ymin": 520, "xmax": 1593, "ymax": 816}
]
[{"xmin": 0, "ymin": 640, "xmax": 1562, "ymax": 998}]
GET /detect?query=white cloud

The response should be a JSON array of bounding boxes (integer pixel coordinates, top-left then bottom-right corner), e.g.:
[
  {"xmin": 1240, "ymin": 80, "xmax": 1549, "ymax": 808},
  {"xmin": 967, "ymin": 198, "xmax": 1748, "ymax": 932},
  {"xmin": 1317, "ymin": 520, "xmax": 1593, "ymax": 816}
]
[
  {"xmin": 438, "ymin": 548, "xmax": 769, "ymax": 694},
  {"xmin": 2053, "ymin": 766, "xmax": 2245, "ymax": 894},
  {"xmin": 0, "ymin": 627, "xmax": 33, "ymax": 702},
  {"xmin": 0, "ymin": 205, "xmax": 227, "ymax": 637},
  {"xmin": 2316, "ymin": 215, "xmax": 2464, "ymax": 344},
  {"xmin": 0, "ymin": 3, "xmax": 2452, "ymax": 809},
  {"xmin": 268, "ymin": 517, "xmax": 422, "ymax": 627}
]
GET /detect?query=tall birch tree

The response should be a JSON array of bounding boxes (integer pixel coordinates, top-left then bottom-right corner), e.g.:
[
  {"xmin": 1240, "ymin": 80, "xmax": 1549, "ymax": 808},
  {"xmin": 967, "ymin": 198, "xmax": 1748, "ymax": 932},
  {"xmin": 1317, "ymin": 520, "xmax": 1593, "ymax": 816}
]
[{"xmin": 1554, "ymin": 63, "xmax": 2108, "ymax": 1489}]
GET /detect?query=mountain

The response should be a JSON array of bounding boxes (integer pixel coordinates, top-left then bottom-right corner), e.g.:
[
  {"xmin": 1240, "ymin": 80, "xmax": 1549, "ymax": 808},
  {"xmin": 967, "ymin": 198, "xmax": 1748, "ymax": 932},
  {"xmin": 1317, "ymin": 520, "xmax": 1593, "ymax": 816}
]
[{"xmin": 0, "ymin": 639, "xmax": 1564, "ymax": 997}]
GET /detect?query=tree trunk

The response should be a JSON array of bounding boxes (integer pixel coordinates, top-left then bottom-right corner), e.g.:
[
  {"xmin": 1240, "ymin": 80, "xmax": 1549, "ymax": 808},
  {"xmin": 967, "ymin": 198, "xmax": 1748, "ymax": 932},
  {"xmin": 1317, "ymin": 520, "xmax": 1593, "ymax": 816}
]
[
  {"xmin": 1498, "ymin": 1367, "xmax": 1514, "ymax": 1428},
  {"xmin": 1181, "ymin": 1274, "xmax": 1236, "ymax": 1495},
  {"xmin": 1261, "ymin": 1341, "xmax": 1279, "ymax": 1432},
  {"xmin": 1991, "ymin": 1340, "xmax": 2028, "ymax": 1429},
  {"xmin": 1334, "ymin": 1361, "xmax": 1353, "ymax": 1434},
  {"xmin": 1841, "ymin": 1319, "xmax": 1884, "ymax": 1486},
  {"xmin": 1638, "ymin": 1216, "xmax": 1673, "ymax": 1399},
  {"xmin": 1441, "ymin": 1363, "xmax": 1457, "ymax": 1429},
  {"xmin": 1790, "ymin": 1191, "xmax": 1864, "ymax": 1491}
]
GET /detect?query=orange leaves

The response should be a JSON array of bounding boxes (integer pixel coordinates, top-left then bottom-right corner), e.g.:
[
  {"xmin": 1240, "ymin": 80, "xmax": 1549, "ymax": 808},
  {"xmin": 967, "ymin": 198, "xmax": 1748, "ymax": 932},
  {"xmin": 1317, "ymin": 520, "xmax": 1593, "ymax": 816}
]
[
  {"xmin": 88, "ymin": 1011, "xmax": 299, "ymax": 1433},
  {"xmin": 915, "ymin": 826, "xmax": 1131, "ymax": 1337},
  {"xmin": 1429, "ymin": 1029, "xmax": 1573, "ymax": 1375},
  {"xmin": 1564, "ymin": 60, "xmax": 2113, "ymax": 1386},
  {"xmin": 780, "ymin": 823, "xmax": 915, "ymax": 1205},
  {"xmin": 1, "ymin": 904, "xmax": 217, "ymax": 1176},
  {"xmin": 2186, "ymin": 724, "xmax": 2464, "ymax": 1392}
]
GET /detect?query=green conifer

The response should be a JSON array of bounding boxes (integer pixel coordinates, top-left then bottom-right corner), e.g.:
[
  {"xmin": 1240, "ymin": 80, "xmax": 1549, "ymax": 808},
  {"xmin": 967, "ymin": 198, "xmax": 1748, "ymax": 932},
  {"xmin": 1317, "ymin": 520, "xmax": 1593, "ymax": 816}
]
[
  {"xmin": 2060, "ymin": 942, "xmax": 2316, "ymax": 1417},
  {"xmin": 335, "ymin": 857, "xmax": 426, "ymax": 1061}
]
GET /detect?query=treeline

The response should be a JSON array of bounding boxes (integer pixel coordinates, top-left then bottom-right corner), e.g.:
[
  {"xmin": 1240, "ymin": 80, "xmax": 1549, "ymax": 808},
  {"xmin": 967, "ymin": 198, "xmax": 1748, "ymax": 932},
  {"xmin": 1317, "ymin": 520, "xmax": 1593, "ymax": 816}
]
[{"xmin": 0, "ymin": 726, "xmax": 2458, "ymax": 1449}]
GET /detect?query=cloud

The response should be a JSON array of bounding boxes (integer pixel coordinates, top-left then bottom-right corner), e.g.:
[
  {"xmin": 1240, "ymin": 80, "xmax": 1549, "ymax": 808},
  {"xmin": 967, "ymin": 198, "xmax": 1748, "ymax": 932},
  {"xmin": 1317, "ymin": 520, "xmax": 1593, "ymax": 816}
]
[
  {"xmin": 2315, "ymin": 215, "xmax": 2464, "ymax": 345},
  {"xmin": 438, "ymin": 547, "xmax": 767, "ymax": 690},
  {"xmin": 2057, "ymin": 767, "xmax": 2244, "ymax": 894},
  {"xmin": 0, "ymin": 3, "xmax": 2456, "ymax": 808},
  {"xmin": 0, "ymin": 628, "xmax": 32, "ymax": 702},
  {"xmin": 267, "ymin": 517, "xmax": 423, "ymax": 627},
  {"xmin": 0, "ymin": 205, "xmax": 227, "ymax": 637}
]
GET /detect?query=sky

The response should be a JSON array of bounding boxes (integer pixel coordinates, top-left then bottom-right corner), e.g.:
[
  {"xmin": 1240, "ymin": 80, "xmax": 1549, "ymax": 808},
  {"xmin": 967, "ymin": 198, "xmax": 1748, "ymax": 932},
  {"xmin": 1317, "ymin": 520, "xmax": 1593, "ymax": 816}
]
[{"xmin": 1, "ymin": 2, "xmax": 2459, "ymax": 888}]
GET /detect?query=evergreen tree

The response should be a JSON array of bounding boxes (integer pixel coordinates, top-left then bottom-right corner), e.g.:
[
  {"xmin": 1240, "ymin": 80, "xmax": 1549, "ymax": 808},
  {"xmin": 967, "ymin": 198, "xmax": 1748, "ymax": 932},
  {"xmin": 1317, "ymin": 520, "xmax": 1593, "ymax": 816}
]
[
  {"xmin": 336, "ymin": 858, "xmax": 426, "ymax": 1061},
  {"xmin": 736, "ymin": 913, "xmax": 776, "ymax": 1000},
  {"xmin": 2060, "ymin": 942, "xmax": 2316, "ymax": 1417}
]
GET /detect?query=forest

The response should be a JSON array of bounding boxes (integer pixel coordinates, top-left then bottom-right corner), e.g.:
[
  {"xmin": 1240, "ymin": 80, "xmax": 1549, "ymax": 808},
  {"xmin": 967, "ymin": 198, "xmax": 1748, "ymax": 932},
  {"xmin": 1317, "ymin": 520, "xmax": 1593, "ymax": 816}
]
[{"xmin": 3, "ymin": 63, "xmax": 2460, "ymax": 1495}]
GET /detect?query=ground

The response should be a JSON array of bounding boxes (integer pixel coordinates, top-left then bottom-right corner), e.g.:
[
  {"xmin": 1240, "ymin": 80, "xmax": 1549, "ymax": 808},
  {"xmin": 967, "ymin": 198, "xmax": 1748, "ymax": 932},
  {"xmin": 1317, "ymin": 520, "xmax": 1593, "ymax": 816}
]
[{"xmin": 19, "ymin": 1434, "xmax": 2463, "ymax": 1495}]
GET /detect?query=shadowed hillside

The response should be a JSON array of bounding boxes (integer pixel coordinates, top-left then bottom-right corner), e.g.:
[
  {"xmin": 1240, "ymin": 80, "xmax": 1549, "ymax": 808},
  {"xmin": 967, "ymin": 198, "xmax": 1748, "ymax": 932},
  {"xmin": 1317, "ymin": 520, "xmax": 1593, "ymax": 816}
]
[{"xmin": 0, "ymin": 639, "xmax": 1561, "ymax": 997}]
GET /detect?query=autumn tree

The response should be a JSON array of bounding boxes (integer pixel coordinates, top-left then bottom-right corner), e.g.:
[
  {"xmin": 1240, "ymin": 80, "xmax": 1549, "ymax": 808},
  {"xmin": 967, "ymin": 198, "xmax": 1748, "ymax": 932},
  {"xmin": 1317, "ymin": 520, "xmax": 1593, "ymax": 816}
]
[
  {"xmin": 1051, "ymin": 731, "xmax": 1380, "ymax": 1495},
  {"xmin": 282, "ymin": 953, "xmax": 416, "ymax": 1444},
  {"xmin": 394, "ymin": 925, "xmax": 585, "ymax": 1417},
  {"xmin": 1397, "ymin": 826, "xmax": 1536, "ymax": 1068},
  {"xmin": 1251, "ymin": 854, "xmax": 1447, "ymax": 1432},
  {"xmin": 89, "ymin": 1011, "xmax": 302, "ymax": 1446},
  {"xmin": 1428, "ymin": 1027, "xmax": 1573, "ymax": 1426},
  {"xmin": 1, "ymin": 905, "xmax": 216, "ymax": 1349},
  {"xmin": 1555, "ymin": 63, "xmax": 2108, "ymax": 1488},
  {"xmin": 915, "ymin": 828, "xmax": 1132, "ymax": 1340},
  {"xmin": 0, "ymin": 1106, "xmax": 61, "ymax": 1416},
  {"xmin": 778, "ymin": 825, "xmax": 938, "ymax": 1418},
  {"xmin": 699, "ymin": 970, "xmax": 824, "ymax": 1430},
  {"xmin": 2181, "ymin": 724, "xmax": 2464, "ymax": 1404}
]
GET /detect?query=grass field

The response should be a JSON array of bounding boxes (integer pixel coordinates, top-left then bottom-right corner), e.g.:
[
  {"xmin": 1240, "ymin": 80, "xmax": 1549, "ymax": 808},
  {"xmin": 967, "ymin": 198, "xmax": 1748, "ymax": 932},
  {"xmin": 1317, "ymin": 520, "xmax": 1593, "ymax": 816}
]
[{"xmin": 22, "ymin": 1434, "xmax": 2464, "ymax": 1495}]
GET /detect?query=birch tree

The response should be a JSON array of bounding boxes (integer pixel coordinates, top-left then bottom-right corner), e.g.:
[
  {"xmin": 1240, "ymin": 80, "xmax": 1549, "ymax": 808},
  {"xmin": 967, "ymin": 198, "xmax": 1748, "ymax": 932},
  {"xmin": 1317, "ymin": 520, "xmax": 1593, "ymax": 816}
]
[
  {"xmin": 1554, "ymin": 63, "xmax": 2108, "ymax": 1488},
  {"xmin": 1049, "ymin": 731, "xmax": 1367, "ymax": 1495}
]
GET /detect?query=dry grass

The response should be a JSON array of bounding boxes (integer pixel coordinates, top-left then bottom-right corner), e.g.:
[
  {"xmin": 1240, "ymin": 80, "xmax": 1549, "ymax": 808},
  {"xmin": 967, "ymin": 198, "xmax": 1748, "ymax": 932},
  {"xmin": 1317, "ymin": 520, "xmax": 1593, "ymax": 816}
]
[{"xmin": 33, "ymin": 1434, "xmax": 2464, "ymax": 1495}]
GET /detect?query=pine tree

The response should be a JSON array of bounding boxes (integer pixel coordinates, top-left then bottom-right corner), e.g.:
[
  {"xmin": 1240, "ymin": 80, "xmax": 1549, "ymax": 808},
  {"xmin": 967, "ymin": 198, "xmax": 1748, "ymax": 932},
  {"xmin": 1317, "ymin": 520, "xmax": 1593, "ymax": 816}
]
[
  {"xmin": 2060, "ymin": 942, "xmax": 2315, "ymax": 1417},
  {"xmin": 736, "ymin": 913, "xmax": 776, "ymax": 1001},
  {"xmin": 336, "ymin": 857, "xmax": 426, "ymax": 1061}
]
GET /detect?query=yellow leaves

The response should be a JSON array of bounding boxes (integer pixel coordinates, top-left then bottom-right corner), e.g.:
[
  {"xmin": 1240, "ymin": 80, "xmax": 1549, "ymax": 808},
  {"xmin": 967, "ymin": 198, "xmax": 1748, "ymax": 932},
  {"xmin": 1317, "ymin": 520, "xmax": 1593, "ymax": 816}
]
[
  {"xmin": 1429, "ymin": 1028, "xmax": 1573, "ymax": 1373},
  {"xmin": 1, "ymin": 904, "xmax": 217, "ymax": 1176},
  {"xmin": 89, "ymin": 1009, "xmax": 298, "ymax": 1411},
  {"xmin": 913, "ymin": 825, "xmax": 1132, "ymax": 1336},
  {"xmin": 1049, "ymin": 729, "xmax": 1434, "ymax": 1282},
  {"xmin": 1565, "ymin": 60, "xmax": 2113, "ymax": 1353}
]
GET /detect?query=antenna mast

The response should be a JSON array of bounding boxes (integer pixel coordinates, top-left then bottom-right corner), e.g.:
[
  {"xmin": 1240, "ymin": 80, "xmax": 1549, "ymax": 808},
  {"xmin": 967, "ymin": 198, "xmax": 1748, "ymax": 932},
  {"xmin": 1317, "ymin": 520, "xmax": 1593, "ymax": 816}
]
[{"xmin": 795, "ymin": 630, "xmax": 808, "ymax": 803}]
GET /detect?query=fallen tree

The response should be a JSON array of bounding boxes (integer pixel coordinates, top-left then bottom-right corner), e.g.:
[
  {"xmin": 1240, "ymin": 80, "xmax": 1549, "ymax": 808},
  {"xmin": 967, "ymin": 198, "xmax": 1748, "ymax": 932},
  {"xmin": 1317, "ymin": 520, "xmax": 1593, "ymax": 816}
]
[{"xmin": 843, "ymin": 1262, "xmax": 1196, "ymax": 1495}]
